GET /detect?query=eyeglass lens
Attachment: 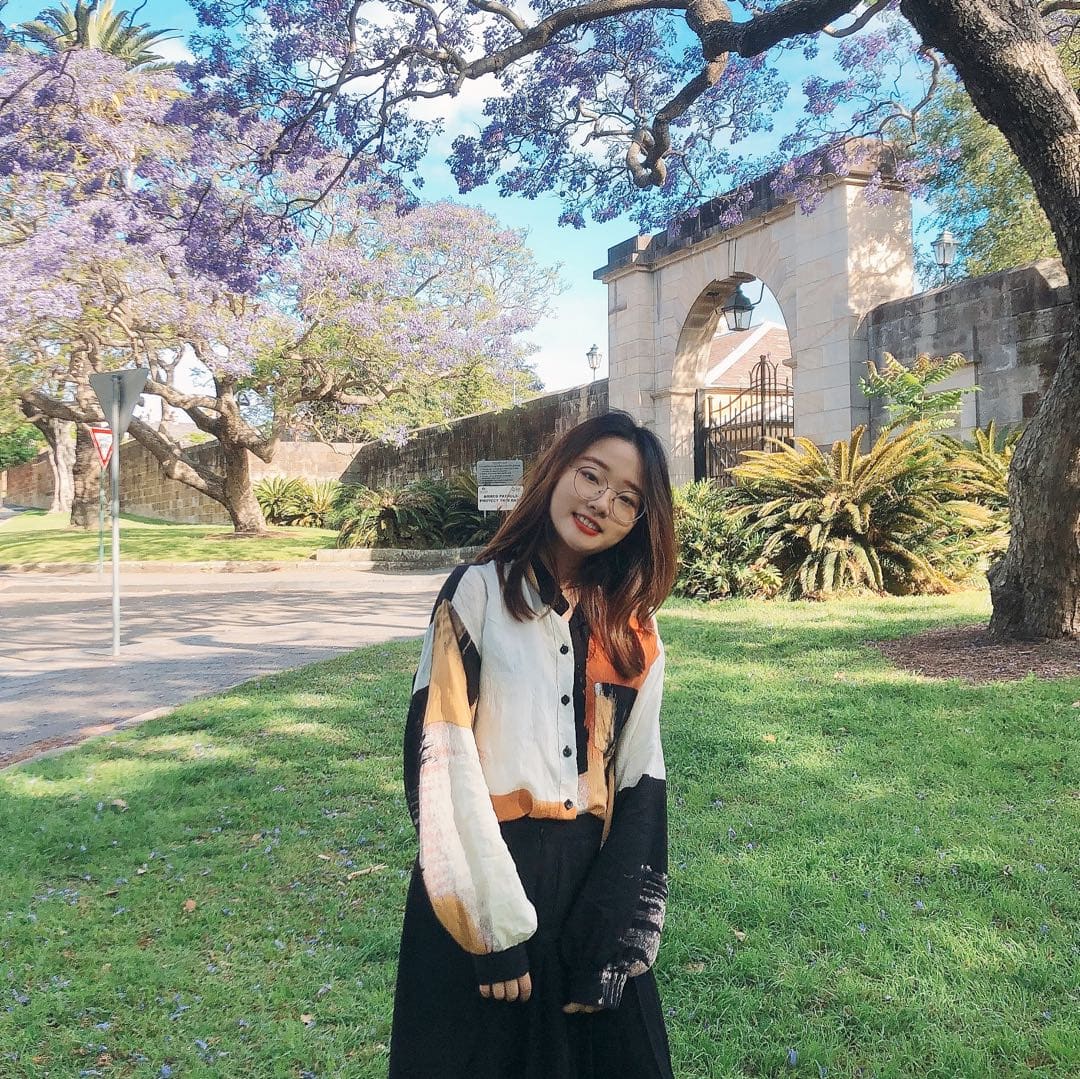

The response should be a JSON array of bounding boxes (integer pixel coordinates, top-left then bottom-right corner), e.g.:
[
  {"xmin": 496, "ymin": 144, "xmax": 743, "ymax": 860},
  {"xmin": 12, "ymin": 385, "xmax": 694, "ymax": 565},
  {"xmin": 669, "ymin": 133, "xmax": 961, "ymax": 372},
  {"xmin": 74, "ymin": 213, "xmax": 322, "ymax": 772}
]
[{"xmin": 574, "ymin": 467, "xmax": 643, "ymax": 525}]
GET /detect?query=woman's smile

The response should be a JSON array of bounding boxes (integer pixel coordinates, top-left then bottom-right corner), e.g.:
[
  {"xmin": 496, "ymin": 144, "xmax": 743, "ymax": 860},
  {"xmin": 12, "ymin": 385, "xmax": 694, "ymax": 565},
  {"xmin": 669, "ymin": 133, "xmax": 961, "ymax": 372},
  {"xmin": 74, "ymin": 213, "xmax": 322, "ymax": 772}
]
[{"xmin": 572, "ymin": 511, "xmax": 602, "ymax": 536}]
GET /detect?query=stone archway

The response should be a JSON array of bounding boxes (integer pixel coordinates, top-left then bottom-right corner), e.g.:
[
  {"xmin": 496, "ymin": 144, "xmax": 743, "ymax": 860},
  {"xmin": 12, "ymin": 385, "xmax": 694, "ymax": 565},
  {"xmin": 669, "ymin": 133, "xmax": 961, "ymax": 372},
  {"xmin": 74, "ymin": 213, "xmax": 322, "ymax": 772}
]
[{"xmin": 596, "ymin": 155, "xmax": 914, "ymax": 485}]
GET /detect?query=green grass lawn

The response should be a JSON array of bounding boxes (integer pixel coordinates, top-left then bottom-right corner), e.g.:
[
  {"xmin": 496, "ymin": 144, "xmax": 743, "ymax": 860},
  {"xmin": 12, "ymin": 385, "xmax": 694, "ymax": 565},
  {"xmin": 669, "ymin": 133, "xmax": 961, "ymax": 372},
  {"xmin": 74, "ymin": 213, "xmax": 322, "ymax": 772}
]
[
  {"xmin": 0, "ymin": 591, "xmax": 1076, "ymax": 1078},
  {"xmin": 0, "ymin": 511, "xmax": 337, "ymax": 564}
]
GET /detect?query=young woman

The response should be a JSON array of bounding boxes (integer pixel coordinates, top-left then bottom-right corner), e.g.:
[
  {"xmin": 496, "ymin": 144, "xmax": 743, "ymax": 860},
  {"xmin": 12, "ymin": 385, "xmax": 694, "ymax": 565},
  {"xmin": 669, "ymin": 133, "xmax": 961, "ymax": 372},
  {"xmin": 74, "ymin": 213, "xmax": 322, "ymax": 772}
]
[{"xmin": 389, "ymin": 411, "xmax": 678, "ymax": 1079}]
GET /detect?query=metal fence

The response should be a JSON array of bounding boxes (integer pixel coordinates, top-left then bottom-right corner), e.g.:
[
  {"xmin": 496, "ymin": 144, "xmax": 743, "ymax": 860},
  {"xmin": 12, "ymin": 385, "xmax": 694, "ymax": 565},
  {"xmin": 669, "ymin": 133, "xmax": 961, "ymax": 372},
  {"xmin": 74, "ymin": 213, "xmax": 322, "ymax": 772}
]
[{"xmin": 694, "ymin": 357, "xmax": 794, "ymax": 485}]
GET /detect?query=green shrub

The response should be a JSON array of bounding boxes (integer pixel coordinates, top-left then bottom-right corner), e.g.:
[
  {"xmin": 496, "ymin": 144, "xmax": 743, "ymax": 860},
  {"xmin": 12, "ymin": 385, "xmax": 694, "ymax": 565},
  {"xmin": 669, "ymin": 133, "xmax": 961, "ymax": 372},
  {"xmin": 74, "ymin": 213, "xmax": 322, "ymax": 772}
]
[
  {"xmin": 729, "ymin": 424, "xmax": 995, "ymax": 598},
  {"xmin": 671, "ymin": 481, "xmax": 780, "ymax": 600},
  {"xmin": 0, "ymin": 424, "xmax": 45, "ymax": 470},
  {"xmin": 254, "ymin": 476, "xmax": 306, "ymax": 526},
  {"xmin": 861, "ymin": 351, "xmax": 977, "ymax": 431},
  {"xmin": 444, "ymin": 472, "xmax": 503, "ymax": 548},
  {"xmin": 336, "ymin": 478, "xmax": 449, "ymax": 549}
]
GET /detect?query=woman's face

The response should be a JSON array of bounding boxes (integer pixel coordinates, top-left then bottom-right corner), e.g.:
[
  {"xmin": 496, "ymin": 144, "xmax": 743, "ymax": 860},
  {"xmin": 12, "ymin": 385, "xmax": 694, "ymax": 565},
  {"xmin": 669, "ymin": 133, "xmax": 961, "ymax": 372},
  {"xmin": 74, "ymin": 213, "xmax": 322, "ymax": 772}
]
[{"xmin": 546, "ymin": 436, "xmax": 645, "ymax": 577}]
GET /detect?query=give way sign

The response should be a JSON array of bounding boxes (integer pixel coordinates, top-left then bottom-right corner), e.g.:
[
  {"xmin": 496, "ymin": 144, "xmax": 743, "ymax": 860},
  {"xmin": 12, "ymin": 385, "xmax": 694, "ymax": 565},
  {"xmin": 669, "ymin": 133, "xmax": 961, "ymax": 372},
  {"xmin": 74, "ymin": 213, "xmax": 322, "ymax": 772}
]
[{"xmin": 89, "ymin": 426, "xmax": 114, "ymax": 467}]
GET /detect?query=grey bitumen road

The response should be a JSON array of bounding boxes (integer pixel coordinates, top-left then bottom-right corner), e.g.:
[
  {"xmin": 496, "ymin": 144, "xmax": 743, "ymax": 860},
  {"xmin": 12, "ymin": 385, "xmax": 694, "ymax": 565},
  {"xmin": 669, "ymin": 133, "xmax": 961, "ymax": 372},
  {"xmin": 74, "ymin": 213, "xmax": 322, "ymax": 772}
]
[{"xmin": 0, "ymin": 566, "xmax": 447, "ymax": 764}]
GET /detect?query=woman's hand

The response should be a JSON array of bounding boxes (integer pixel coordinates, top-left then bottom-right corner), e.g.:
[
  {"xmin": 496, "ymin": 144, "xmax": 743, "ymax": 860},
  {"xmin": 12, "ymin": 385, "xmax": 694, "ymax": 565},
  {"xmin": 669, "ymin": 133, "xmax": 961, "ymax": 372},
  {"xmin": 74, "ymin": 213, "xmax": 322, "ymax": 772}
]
[
  {"xmin": 562, "ymin": 1002, "xmax": 601, "ymax": 1014},
  {"xmin": 479, "ymin": 972, "xmax": 532, "ymax": 1002}
]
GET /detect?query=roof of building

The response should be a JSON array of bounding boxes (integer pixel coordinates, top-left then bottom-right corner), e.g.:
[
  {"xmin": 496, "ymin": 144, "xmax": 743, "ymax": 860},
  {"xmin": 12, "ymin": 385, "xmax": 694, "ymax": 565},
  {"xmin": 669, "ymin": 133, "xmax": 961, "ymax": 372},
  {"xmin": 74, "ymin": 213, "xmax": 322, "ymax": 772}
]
[{"xmin": 706, "ymin": 321, "xmax": 792, "ymax": 389}]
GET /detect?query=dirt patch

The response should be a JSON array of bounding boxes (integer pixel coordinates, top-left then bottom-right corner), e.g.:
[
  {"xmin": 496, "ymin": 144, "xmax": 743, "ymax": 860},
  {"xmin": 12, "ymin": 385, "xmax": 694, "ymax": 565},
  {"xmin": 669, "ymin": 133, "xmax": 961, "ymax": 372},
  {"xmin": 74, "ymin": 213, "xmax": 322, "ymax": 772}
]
[{"xmin": 873, "ymin": 624, "xmax": 1080, "ymax": 684}]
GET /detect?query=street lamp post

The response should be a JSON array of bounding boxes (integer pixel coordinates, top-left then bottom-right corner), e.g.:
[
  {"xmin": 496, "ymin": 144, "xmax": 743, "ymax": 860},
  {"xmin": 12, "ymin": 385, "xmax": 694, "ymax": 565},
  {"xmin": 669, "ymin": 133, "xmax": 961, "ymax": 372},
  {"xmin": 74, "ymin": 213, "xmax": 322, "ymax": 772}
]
[
  {"xmin": 932, "ymin": 229, "xmax": 958, "ymax": 285},
  {"xmin": 586, "ymin": 343, "xmax": 602, "ymax": 381}
]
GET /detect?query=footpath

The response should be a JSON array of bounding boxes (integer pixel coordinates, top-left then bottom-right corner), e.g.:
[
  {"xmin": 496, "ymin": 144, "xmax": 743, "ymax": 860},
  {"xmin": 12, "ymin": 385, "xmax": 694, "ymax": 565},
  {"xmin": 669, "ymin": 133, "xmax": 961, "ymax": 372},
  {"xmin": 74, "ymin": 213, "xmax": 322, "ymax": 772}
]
[{"xmin": 0, "ymin": 565, "xmax": 447, "ymax": 767}]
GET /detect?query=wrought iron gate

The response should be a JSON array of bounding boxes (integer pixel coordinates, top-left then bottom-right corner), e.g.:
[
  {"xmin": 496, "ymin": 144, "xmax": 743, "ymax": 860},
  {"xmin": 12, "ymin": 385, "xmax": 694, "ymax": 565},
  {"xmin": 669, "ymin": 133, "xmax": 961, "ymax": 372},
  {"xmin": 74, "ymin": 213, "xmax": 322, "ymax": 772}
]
[{"xmin": 694, "ymin": 357, "xmax": 794, "ymax": 484}]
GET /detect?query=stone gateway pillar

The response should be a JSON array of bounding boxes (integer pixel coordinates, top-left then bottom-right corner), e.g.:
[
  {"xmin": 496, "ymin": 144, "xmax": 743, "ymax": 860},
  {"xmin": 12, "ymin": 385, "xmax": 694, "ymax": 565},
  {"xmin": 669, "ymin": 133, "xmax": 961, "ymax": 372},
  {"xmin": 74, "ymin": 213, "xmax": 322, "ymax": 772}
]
[{"xmin": 596, "ymin": 153, "xmax": 914, "ymax": 485}]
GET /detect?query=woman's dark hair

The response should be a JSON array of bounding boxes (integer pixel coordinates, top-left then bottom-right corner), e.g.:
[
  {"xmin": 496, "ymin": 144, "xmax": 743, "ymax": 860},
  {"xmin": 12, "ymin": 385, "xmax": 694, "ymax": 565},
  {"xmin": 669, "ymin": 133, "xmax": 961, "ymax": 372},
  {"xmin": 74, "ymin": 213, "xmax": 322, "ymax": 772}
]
[{"xmin": 478, "ymin": 410, "xmax": 677, "ymax": 680}]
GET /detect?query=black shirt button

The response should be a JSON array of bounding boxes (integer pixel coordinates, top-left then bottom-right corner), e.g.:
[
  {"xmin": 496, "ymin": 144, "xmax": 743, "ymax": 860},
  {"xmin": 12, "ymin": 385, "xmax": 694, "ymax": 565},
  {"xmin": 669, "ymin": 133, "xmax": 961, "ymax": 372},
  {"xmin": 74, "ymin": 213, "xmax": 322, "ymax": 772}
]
[
  {"xmin": 564, "ymin": 799, "xmax": 574, "ymax": 810},
  {"xmin": 561, "ymin": 694, "xmax": 570, "ymax": 705},
  {"xmin": 563, "ymin": 745, "xmax": 572, "ymax": 758},
  {"xmin": 560, "ymin": 644, "xmax": 569, "ymax": 655}
]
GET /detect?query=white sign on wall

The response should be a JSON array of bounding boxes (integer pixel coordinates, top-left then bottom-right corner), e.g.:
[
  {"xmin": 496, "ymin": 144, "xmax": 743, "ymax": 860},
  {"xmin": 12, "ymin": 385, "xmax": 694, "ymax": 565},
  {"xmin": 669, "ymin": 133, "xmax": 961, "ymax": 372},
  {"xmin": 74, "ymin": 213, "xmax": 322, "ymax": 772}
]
[
  {"xmin": 478, "ymin": 485, "xmax": 523, "ymax": 511},
  {"xmin": 476, "ymin": 459, "xmax": 523, "ymax": 486}
]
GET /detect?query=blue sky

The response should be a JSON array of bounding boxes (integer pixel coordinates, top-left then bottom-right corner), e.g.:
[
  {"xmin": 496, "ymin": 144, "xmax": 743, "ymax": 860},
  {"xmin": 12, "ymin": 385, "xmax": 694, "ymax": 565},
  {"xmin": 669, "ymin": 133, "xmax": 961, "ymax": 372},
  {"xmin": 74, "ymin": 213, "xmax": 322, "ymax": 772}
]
[{"xmin": 4, "ymin": 0, "xmax": 934, "ymax": 391}]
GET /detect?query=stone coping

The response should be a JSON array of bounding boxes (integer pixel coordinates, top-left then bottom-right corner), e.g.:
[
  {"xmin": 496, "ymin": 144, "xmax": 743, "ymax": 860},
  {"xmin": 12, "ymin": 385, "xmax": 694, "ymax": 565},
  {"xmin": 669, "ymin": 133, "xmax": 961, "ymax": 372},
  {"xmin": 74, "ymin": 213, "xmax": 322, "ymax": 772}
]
[{"xmin": 315, "ymin": 545, "xmax": 483, "ymax": 564}]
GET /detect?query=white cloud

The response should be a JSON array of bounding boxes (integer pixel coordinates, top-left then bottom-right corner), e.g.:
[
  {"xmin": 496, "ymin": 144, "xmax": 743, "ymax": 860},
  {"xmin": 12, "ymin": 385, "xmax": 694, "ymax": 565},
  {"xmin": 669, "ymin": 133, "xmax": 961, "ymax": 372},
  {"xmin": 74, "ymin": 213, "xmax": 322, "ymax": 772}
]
[{"xmin": 151, "ymin": 36, "xmax": 196, "ymax": 66}]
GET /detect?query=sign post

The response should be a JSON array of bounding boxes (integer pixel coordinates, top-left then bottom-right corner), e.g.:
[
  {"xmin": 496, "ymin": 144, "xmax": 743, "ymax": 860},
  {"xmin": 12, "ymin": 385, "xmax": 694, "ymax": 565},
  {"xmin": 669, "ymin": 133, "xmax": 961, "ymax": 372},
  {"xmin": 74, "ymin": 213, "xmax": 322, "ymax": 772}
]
[
  {"xmin": 88, "ymin": 370, "xmax": 149, "ymax": 657},
  {"xmin": 98, "ymin": 474, "xmax": 106, "ymax": 577},
  {"xmin": 90, "ymin": 427, "xmax": 113, "ymax": 579}
]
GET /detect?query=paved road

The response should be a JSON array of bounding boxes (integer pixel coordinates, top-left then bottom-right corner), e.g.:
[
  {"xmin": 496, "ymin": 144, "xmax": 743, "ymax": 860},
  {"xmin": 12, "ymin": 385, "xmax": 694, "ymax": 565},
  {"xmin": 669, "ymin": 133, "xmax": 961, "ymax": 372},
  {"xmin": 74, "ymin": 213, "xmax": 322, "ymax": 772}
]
[{"xmin": 0, "ymin": 566, "xmax": 447, "ymax": 764}]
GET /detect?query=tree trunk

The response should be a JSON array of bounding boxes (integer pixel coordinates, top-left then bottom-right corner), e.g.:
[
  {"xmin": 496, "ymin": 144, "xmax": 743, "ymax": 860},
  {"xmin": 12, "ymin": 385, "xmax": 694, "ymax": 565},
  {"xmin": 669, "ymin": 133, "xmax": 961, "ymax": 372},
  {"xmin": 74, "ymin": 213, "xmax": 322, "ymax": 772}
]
[
  {"xmin": 902, "ymin": 0, "xmax": 1080, "ymax": 637},
  {"xmin": 221, "ymin": 440, "xmax": 267, "ymax": 533},
  {"xmin": 987, "ymin": 320, "xmax": 1080, "ymax": 637},
  {"xmin": 32, "ymin": 417, "xmax": 75, "ymax": 513},
  {"xmin": 69, "ymin": 424, "xmax": 104, "ymax": 529}
]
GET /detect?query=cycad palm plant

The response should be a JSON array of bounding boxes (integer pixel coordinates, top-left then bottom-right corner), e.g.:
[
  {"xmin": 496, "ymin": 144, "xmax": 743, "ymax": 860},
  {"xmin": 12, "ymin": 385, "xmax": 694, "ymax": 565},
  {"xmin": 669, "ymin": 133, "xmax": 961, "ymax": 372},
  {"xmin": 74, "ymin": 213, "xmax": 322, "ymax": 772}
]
[
  {"xmin": 19, "ymin": 0, "xmax": 180, "ymax": 71},
  {"xmin": 289, "ymin": 479, "xmax": 343, "ymax": 528},
  {"xmin": 444, "ymin": 472, "xmax": 503, "ymax": 548},
  {"xmin": 729, "ymin": 424, "xmax": 994, "ymax": 597},
  {"xmin": 336, "ymin": 479, "xmax": 449, "ymax": 550},
  {"xmin": 940, "ymin": 420, "xmax": 1020, "ymax": 512},
  {"xmin": 940, "ymin": 420, "xmax": 1021, "ymax": 554},
  {"xmin": 253, "ymin": 476, "xmax": 306, "ymax": 526}
]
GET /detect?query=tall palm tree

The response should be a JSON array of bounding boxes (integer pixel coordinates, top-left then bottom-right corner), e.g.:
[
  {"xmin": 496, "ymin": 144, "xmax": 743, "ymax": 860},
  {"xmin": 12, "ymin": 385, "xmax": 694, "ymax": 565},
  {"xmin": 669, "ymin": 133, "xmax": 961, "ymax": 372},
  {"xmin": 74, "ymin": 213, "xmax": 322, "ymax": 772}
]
[{"xmin": 19, "ymin": 0, "xmax": 180, "ymax": 71}]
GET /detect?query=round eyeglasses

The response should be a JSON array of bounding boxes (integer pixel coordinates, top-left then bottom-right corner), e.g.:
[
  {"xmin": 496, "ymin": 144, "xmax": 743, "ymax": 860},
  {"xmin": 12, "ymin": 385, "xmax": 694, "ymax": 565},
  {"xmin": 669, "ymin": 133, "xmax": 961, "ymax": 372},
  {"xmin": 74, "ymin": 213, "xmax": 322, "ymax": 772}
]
[{"xmin": 572, "ymin": 465, "xmax": 645, "ymax": 527}]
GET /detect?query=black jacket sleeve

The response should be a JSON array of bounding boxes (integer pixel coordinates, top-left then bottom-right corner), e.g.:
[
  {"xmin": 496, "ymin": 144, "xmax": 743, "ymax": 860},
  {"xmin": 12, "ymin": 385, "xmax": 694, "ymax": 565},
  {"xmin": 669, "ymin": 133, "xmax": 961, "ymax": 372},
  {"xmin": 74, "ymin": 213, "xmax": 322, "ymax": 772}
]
[{"xmin": 559, "ymin": 638, "xmax": 668, "ymax": 1009}]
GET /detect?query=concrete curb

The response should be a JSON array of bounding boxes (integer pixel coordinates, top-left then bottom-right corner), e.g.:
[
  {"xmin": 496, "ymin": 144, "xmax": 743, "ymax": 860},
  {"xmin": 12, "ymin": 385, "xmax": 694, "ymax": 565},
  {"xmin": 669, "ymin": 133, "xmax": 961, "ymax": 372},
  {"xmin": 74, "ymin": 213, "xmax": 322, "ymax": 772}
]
[
  {"xmin": 0, "ymin": 546, "xmax": 484, "ymax": 575},
  {"xmin": 0, "ymin": 705, "xmax": 176, "ymax": 771}
]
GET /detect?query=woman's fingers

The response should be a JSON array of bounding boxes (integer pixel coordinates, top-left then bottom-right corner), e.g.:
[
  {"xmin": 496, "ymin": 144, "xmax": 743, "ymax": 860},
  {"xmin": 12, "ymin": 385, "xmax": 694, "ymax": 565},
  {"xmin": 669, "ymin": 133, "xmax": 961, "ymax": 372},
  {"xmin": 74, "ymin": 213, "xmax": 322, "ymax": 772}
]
[{"xmin": 479, "ymin": 975, "xmax": 532, "ymax": 1002}]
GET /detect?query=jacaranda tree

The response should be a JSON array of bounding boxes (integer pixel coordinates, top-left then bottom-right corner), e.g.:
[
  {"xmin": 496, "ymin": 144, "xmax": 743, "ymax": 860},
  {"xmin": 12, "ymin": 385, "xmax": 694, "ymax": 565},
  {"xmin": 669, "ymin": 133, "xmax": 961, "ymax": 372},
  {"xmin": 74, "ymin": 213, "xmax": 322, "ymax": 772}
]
[
  {"xmin": 0, "ymin": 46, "xmax": 557, "ymax": 531},
  {"xmin": 85, "ymin": 0, "xmax": 1072, "ymax": 639}
]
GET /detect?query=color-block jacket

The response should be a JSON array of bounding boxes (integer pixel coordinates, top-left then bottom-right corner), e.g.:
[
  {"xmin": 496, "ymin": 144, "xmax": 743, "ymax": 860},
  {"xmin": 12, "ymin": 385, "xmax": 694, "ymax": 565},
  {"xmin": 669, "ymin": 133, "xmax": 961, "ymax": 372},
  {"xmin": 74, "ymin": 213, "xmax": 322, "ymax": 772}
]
[{"xmin": 403, "ymin": 555, "xmax": 668, "ymax": 1010}]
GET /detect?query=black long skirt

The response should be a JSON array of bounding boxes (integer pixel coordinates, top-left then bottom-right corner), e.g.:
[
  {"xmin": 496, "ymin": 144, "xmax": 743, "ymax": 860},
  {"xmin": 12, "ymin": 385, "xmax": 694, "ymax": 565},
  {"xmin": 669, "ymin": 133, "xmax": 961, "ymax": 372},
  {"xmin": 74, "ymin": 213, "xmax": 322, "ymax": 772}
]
[{"xmin": 388, "ymin": 815, "xmax": 674, "ymax": 1079}]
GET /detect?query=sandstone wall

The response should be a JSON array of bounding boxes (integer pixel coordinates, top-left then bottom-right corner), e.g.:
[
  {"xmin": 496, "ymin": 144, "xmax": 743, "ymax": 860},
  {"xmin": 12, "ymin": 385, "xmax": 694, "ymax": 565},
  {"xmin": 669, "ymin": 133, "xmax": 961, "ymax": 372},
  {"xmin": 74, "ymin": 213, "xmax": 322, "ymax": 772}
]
[
  {"xmin": 2, "ymin": 438, "xmax": 358, "ymax": 525},
  {"xmin": 2, "ymin": 382, "xmax": 608, "ymax": 521},
  {"xmin": 340, "ymin": 381, "xmax": 609, "ymax": 488},
  {"xmin": 2, "ymin": 452, "xmax": 54, "ymax": 510},
  {"xmin": 864, "ymin": 259, "xmax": 1071, "ymax": 439}
]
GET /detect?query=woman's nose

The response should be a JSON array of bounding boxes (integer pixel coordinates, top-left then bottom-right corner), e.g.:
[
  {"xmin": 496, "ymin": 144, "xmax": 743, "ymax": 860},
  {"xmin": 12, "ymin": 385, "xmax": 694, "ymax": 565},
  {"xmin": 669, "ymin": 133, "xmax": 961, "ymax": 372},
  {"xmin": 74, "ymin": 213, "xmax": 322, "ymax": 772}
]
[{"xmin": 587, "ymin": 489, "xmax": 614, "ymax": 515}]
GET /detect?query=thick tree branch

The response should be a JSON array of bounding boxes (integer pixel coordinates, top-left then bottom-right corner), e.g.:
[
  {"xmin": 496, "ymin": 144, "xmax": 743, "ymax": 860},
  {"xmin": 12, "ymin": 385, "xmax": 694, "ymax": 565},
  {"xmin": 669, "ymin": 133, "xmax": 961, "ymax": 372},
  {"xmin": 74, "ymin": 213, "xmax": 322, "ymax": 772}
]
[
  {"xmin": 824, "ymin": 0, "xmax": 893, "ymax": 37},
  {"xmin": 140, "ymin": 378, "xmax": 220, "ymax": 416},
  {"xmin": 468, "ymin": 0, "xmax": 529, "ymax": 32},
  {"xmin": 126, "ymin": 416, "xmax": 226, "ymax": 501}
]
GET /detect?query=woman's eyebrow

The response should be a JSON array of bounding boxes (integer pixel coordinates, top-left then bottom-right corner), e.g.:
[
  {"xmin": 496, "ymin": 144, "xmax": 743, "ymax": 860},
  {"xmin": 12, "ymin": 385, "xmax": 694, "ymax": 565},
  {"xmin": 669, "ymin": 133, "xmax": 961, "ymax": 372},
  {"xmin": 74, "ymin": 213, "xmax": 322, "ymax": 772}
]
[{"xmin": 578, "ymin": 455, "xmax": 644, "ymax": 497}]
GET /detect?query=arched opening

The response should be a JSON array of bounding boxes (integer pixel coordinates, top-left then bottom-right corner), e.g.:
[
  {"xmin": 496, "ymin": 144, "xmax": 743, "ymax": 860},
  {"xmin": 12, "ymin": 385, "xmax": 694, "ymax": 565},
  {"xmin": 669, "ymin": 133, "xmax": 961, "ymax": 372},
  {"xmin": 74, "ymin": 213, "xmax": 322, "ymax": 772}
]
[{"xmin": 687, "ymin": 276, "xmax": 795, "ymax": 482}]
